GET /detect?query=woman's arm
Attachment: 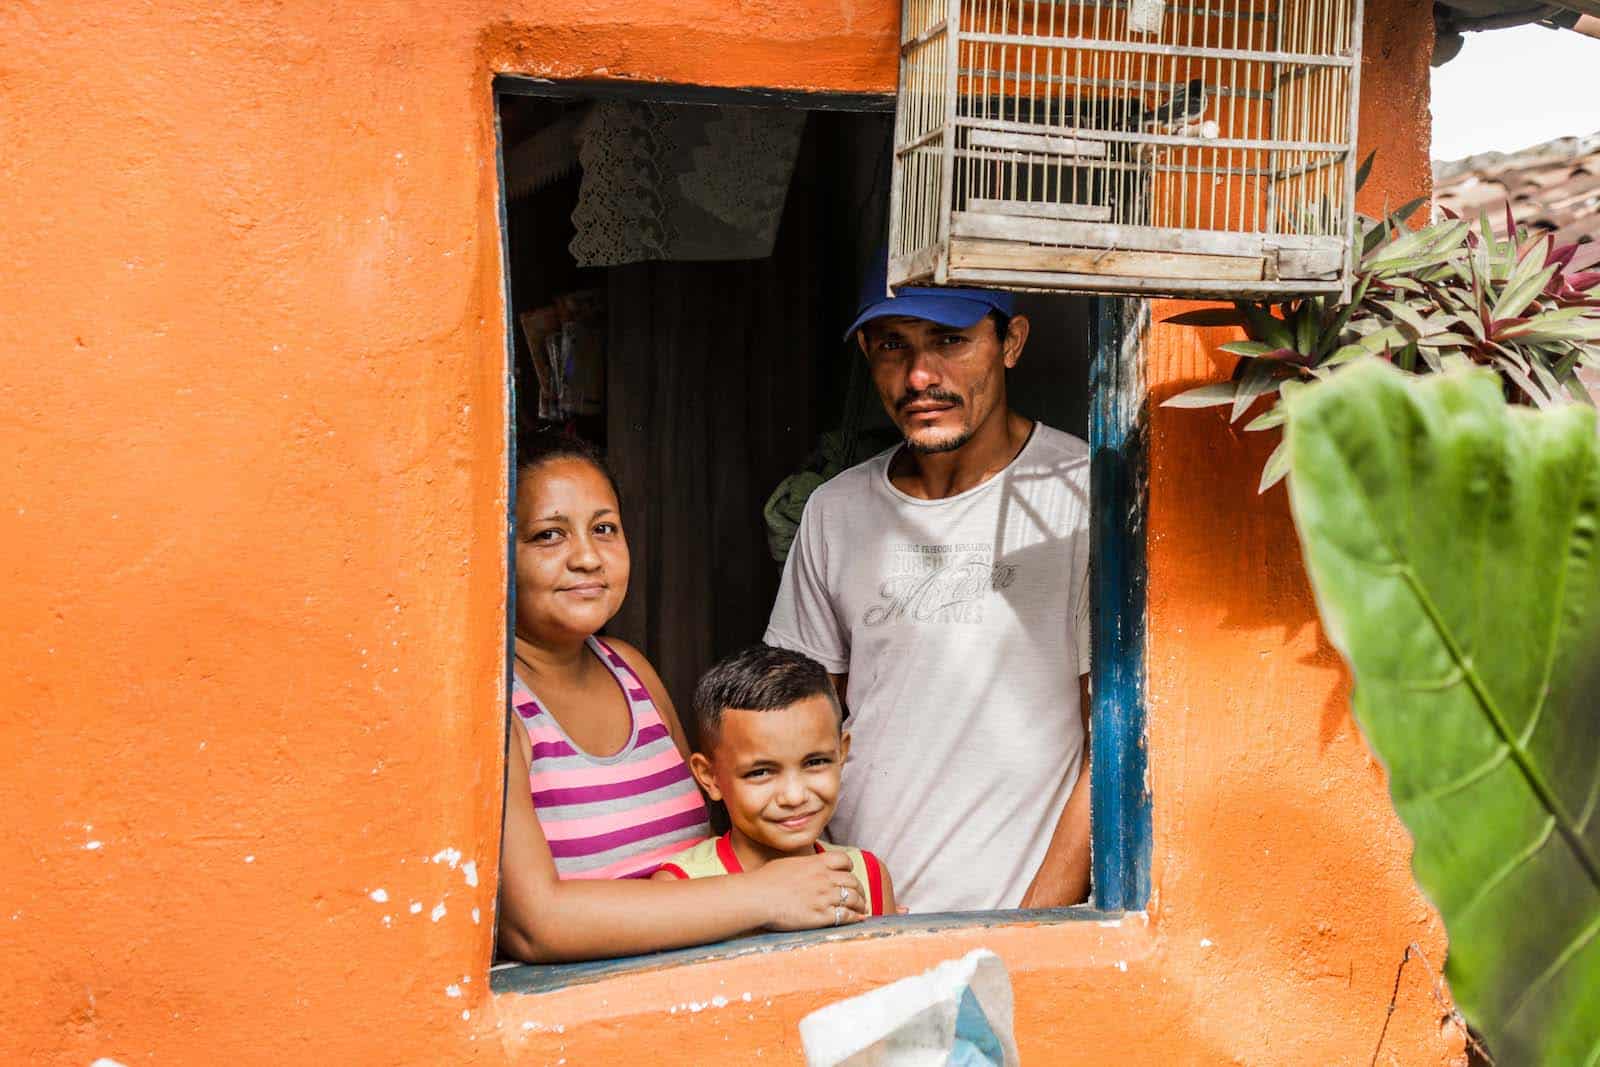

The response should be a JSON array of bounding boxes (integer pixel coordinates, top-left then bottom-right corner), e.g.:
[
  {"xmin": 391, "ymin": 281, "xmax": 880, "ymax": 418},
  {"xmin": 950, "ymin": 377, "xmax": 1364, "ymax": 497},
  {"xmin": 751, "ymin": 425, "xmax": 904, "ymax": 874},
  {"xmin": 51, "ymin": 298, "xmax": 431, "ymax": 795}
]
[{"xmin": 497, "ymin": 722, "xmax": 868, "ymax": 963}]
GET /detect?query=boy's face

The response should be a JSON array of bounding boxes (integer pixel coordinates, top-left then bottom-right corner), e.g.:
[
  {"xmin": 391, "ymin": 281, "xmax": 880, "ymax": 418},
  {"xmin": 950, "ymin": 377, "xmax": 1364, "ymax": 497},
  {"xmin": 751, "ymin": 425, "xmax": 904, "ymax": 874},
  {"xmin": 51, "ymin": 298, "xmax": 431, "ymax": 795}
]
[{"xmin": 689, "ymin": 694, "xmax": 849, "ymax": 857}]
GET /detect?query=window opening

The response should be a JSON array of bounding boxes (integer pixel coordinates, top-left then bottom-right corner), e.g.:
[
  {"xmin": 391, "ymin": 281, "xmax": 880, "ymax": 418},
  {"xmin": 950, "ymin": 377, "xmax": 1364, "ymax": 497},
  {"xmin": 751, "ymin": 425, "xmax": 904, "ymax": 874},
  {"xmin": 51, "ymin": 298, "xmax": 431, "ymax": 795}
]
[{"xmin": 491, "ymin": 76, "xmax": 1147, "ymax": 988}]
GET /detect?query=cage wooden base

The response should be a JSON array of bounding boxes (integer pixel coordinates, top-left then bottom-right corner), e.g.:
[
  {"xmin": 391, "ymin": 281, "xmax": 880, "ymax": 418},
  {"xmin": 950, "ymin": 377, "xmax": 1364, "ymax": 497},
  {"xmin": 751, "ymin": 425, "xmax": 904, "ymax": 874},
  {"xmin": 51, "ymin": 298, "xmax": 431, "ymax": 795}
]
[{"xmin": 892, "ymin": 224, "xmax": 1348, "ymax": 299}]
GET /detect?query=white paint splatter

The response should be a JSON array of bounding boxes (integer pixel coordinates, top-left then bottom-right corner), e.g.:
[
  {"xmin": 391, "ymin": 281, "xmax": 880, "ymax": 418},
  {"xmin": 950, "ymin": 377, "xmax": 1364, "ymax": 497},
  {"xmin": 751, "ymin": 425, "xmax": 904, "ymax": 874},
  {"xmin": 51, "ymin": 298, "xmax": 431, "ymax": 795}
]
[
  {"xmin": 369, "ymin": 888, "xmax": 389, "ymax": 903},
  {"xmin": 1200, "ymin": 938, "xmax": 1214, "ymax": 948},
  {"xmin": 431, "ymin": 903, "xmax": 447, "ymax": 922},
  {"xmin": 382, "ymin": 916, "xmax": 392, "ymax": 927},
  {"xmin": 461, "ymin": 1008, "xmax": 470, "ymax": 1020},
  {"xmin": 446, "ymin": 984, "xmax": 462, "ymax": 998},
  {"xmin": 84, "ymin": 841, "xmax": 102, "ymax": 851},
  {"xmin": 710, "ymin": 995, "xmax": 728, "ymax": 1008},
  {"xmin": 741, "ymin": 992, "xmax": 752, "ymax": 1002},
  {"xmin": 243, "ymin": 855, "xmax": 255, "ymax": 864},
  {"xmin": 432, "ymin": 848, "xmax": 462, "ymax": 868},
  {"xmin": 409, "ymin": 902, "xmax": 423, "ymax": 915},
  {"xmin": 471, "ymin": 908, "xmax": 481, "ymax": 925},
  {"xmin": 461, "ymin": 861, "xmax": 478, "ymax": 888},
  {"xmin": 91, "ymin": 1060, "xmax": 129, "ymax": 1067},
  {"xmin": 1116, "ymin": 960, "xmax": 1128, "ymax": 972}
]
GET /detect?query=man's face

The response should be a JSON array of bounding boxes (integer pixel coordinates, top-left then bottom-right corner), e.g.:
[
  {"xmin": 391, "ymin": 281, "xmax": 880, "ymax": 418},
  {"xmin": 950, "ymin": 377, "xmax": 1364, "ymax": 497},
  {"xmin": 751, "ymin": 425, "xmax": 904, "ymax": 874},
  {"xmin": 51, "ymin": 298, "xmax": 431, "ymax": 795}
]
[{"xmin": 858, "ymin": 313, "xmax": 1028, "ymax": 454}]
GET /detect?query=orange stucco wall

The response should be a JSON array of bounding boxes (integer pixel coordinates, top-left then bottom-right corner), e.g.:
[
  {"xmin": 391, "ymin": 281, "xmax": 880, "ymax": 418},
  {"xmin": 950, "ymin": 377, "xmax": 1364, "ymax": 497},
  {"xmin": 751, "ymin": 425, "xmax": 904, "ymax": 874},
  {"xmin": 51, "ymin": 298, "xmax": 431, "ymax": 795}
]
[{"xmin": 1, "ymin": 1, "xmax": 1461, "ymax": 1063}]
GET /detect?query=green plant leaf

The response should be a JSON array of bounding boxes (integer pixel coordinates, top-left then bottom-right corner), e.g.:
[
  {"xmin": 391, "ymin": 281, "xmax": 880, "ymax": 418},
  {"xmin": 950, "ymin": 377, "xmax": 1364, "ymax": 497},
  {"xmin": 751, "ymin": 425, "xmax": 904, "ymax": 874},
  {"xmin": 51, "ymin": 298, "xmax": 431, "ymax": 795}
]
[
  {"xmin": 1326, "ymin": 325, "xmax": 1408, "ymax": 367},
  {"xmin": 1244, "ymin": 404, "xmax": 1287, "ymax": 431},
  {"xmin": 1492, "ymin": 257, "xmax": 1558, "ymax": 325},
  {"xmin": 1316, "ymin": 275, "xmax": 1372, "ymax": 358},
  {"xmin": 1355, "ymin": 149, "xmax": 1376, "ymax": 192},
  {"xmin": 1161, "ymin": 307, "xmax": 1253, "ymax": 328},
  {"xmin": 1378, "ymin": 299, "xmax": 1431, "ymax": 339},
  {"xmin": 1258, "ymin": 436, "xmax": 1290, "ymax": 492},
  {"xmin": 1160, "ymin": 382, "xmax": 1237, "ymax": 408},
  {"xmin": 1243, "ymin": 303, "xmax": 1295, "ymax": 351},
  {"xmin": 1282, "ymin": 362, "xmax": 1600, "ymax": 1065},
  {"xmin": 1219, "ymin": 340, "xmax": 1281, "ymax": 357},
  {"xmin": 1231, "ymin": 359, "xmax": 1278, "ymax": 422},
  {"xmin": 1565, "ymin": 375, "xmax": 1596, "ymax": 406},
  {"xmin": 1294, "ymin": 300, "xmax": 1318, "ymax": 355}
]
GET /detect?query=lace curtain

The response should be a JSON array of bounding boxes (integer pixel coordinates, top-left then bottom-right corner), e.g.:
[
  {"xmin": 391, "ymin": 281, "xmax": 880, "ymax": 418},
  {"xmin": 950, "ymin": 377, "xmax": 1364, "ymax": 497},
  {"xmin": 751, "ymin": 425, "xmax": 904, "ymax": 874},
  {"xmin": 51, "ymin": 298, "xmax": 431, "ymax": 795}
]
[{"xmin": 570, "ymin": 101, "xmax": 807, "ymax": 267}]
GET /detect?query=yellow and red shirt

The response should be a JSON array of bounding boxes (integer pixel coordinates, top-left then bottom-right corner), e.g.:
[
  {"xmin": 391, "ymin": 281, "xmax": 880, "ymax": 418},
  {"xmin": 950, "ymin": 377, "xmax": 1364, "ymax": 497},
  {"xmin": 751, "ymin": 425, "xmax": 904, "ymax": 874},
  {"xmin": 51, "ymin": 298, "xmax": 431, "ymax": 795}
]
[{"xmin": 656, "ymin": 831, "xmax": 888, "ymax": 916}]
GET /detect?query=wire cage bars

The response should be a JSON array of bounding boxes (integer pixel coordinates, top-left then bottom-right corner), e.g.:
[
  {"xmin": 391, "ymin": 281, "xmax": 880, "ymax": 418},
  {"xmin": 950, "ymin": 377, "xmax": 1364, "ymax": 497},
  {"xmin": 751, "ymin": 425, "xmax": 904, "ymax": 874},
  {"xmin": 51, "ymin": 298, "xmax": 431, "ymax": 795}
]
[{"xmin": 889, "ymin": 0, "xmax": 1365, "ymax": 298}]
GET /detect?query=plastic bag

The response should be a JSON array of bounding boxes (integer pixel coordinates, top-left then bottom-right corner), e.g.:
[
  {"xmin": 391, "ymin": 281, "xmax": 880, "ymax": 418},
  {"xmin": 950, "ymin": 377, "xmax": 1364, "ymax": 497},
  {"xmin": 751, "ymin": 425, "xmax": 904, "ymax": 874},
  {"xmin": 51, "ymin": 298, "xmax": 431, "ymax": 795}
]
[{"xmin": 798, "ymin": 948, "xmax": 1020, "ymax": 1067}]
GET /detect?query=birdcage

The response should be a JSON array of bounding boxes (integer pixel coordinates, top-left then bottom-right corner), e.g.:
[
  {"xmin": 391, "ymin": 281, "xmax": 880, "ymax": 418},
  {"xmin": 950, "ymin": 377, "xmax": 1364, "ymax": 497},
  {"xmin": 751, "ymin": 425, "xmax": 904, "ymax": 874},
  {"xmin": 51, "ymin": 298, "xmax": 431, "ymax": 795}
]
[{"xmin": 889, "ymin": 0, "xmax": 1365, "ymax": 298}]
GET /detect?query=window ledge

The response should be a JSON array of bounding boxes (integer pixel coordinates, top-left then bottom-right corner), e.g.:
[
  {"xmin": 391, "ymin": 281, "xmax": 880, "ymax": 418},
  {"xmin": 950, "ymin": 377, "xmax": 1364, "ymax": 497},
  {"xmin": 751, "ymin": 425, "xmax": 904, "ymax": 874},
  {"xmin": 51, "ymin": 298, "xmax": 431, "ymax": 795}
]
[{"xmin": 490, "ymin": 905, "xmax": 1130, "ymax": 996}]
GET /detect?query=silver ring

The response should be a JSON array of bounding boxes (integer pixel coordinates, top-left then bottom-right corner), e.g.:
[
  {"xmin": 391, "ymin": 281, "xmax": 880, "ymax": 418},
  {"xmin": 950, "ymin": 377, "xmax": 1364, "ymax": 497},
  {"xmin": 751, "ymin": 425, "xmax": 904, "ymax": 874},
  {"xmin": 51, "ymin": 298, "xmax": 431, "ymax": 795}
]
[
  {"xmin": 839, "ymin": 886, "xmax": 849, "ymax": 904},
  {"xmin": 833, "ymin": 906, "xmax": 843, "ymax": 926}
]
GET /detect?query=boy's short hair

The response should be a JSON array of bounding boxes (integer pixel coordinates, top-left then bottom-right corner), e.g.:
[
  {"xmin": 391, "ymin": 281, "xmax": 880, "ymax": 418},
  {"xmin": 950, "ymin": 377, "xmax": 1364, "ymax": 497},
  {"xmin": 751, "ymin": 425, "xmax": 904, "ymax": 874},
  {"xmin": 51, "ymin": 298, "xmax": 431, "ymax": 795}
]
[{"xmin": 691, "ymin": 645, "xmax": 842, "ymax": 751}]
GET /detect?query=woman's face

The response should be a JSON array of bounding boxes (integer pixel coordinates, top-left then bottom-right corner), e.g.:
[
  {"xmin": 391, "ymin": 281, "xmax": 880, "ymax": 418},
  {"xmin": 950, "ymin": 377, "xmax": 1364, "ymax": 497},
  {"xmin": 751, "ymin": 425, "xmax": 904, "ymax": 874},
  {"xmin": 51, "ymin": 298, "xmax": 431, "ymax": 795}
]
[{"xmin": 514, "ymin": 458, "xmax": 629, "ymax": 644}]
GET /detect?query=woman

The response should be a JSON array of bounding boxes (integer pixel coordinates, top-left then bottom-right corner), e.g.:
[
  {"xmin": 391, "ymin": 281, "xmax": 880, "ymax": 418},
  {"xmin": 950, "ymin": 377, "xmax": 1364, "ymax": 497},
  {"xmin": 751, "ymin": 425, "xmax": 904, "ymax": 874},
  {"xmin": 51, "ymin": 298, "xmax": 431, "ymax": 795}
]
[{"xmin": 497, "ymin": 431, "xmax": 868, "ymax": 963}]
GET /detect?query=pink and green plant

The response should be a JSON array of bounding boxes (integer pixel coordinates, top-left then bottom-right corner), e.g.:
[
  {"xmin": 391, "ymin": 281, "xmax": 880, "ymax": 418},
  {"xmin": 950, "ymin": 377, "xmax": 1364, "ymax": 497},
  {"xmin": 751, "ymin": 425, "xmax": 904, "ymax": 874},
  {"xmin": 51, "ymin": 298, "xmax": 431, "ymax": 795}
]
[{"xmin": 1164, "ymin": 194, "xmax": 1600, "ymax": 491}]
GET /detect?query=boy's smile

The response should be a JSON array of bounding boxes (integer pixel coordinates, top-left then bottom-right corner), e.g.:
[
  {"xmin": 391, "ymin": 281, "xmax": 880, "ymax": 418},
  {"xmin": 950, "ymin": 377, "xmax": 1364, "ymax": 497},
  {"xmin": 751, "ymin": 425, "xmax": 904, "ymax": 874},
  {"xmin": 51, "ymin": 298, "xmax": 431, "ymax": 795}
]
[{"xmin": 689, "ymin": 693, "xmax": 849, "ymax": 869}]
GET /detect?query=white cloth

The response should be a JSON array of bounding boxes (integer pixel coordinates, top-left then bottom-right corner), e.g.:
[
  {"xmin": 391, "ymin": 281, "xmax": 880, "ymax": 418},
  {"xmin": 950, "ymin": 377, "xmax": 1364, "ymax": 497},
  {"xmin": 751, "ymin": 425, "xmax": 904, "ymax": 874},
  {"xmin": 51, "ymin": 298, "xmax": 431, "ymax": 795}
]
[
  {"xmin": 569, "ymin": 101, "xmax": 805, "ymax": 268},
  {"xmin": 765, "ymin": 424, "xmax": 1091, "ymax": 912},
  {"xmin": 799, "ymin": 948, "xmax": 1019, "ymax": 1067}
]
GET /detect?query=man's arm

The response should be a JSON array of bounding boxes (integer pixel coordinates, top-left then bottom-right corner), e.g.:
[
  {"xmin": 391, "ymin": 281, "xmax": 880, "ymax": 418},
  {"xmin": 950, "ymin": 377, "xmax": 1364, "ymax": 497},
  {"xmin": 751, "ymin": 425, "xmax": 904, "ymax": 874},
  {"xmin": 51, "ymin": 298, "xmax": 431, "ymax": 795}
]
[{"xmin": 1018, "ymin": 674, "xmax": 1092, "ymax": 908}]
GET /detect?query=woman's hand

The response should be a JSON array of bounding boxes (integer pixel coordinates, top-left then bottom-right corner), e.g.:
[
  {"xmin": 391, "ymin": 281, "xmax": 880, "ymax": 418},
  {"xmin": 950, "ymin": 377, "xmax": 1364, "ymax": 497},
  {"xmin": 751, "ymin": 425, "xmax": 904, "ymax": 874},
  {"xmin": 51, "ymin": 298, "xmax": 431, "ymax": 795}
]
[{"xmin": 750, "ymin": 851, "xmax": 869, "ymax": 931}]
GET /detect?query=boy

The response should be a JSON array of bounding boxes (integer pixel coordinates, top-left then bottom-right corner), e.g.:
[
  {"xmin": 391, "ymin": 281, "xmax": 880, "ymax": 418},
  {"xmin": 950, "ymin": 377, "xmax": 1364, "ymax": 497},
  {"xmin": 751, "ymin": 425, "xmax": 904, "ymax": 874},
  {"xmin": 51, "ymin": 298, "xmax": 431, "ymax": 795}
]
[{"xmin": 652, "ymin": 645, "xmax": 895, "ymax": 919}]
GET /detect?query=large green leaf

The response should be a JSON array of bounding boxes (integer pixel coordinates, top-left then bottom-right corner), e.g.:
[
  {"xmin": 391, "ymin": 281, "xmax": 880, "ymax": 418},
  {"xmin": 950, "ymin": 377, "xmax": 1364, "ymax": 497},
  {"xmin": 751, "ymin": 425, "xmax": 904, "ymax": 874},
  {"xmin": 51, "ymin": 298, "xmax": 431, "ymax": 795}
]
[{"xmin": 1281, "ymin": 362, "xmax": 1600, "ymax": 1065}]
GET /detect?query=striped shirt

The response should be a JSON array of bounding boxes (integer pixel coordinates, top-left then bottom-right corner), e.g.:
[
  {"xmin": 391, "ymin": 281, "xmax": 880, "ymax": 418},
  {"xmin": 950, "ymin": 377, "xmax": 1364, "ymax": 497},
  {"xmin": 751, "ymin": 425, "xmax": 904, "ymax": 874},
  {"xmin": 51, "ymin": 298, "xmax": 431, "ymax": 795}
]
[{"xmin": 513, "ymin": 637, "xmax": 710, "ymax": 879}]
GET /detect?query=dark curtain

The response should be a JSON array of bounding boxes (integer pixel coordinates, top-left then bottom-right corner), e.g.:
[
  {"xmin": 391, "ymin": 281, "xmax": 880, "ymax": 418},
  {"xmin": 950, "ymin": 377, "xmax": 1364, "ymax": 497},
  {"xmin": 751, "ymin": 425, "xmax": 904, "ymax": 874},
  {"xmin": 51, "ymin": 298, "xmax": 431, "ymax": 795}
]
[{"xmin": 604, "ymin": 135, "xmax": 825, "ymax": 731}]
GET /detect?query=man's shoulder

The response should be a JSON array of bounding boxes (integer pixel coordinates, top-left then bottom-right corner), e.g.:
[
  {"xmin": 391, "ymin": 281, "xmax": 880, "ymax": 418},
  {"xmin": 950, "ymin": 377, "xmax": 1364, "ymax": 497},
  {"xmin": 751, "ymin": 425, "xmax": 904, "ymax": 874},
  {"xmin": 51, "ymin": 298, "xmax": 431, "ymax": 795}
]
[
  {"xmin": 1026, "ymin": 423, "xmax": 1090, "ymax": 465},
  {"xmin": 804, "ymin": 445, "xmax": 897, "ymax": 512}
]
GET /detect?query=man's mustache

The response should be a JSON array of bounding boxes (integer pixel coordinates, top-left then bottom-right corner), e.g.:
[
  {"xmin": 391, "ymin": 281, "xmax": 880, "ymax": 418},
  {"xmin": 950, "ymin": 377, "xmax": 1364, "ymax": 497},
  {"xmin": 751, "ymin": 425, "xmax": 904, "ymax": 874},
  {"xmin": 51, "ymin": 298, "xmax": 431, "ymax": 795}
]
[{"xmin": 895, "ymin": 388, "xmax": 964, "ymax": 413}]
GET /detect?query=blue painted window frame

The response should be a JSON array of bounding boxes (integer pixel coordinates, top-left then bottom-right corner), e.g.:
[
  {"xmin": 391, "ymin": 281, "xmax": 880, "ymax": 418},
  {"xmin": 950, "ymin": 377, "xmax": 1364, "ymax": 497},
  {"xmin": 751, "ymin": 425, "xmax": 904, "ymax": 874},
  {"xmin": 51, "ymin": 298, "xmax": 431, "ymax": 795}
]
[
  {"xmin": 490, "ymin": 75, "xmax": 1151, "ymax": 991},
  {"xmin": 1087, "ymin": 297, "xmax": 1152, "ymax": 912}
]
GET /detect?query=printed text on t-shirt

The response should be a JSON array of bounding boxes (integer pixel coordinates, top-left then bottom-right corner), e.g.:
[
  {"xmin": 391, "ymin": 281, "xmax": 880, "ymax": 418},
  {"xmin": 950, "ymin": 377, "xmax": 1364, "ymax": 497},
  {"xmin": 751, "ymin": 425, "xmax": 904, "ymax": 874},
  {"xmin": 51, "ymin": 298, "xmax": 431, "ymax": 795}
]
[{"xmin": 862, "ymin": 543, "xmax": 1019, "ymax": 626}]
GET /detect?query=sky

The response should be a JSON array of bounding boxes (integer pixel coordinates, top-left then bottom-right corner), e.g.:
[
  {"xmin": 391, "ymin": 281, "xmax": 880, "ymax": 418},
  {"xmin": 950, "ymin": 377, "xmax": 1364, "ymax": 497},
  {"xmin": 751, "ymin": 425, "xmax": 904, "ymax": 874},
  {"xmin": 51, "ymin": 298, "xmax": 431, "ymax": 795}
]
[{"xmin": 1430, "ymin": 24, "xmax": 1600, "ymax": 162}]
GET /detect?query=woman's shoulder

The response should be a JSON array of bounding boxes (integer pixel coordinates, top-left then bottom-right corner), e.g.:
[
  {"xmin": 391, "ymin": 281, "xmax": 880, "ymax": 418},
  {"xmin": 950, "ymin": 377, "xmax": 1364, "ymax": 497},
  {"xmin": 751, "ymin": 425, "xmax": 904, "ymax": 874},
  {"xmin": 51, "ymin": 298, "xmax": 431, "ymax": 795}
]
[
  {"xmin": 593, "ymin": 637, "xmax": 670, "ymax": 703},
  {"xmin": 594, "ymin": 634, "xmax": 650, "ymax": 673},
  {"xmin": 510, "ymin": 672, "xmax": 542, "ymax": 717}
]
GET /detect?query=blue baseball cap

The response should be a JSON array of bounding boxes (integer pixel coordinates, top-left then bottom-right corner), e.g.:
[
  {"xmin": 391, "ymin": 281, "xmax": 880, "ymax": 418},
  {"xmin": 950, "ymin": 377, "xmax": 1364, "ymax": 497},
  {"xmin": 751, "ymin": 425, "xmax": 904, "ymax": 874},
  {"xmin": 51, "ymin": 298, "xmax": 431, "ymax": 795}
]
[{"xmin": 843, "ymin": 255, "xmax": 1015, "ymax": 341}]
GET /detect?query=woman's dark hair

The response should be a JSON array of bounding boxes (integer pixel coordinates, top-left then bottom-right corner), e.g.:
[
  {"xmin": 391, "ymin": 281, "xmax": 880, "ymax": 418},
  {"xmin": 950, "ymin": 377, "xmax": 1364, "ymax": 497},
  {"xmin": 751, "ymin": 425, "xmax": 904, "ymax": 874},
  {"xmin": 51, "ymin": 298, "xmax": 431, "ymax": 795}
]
[
  {"xmin": 515, "ymin": 428, "xmax": 620, "ymax": 505},
  {"xmin": 691, "ymin": 644, "xmax": 842, "ymax": 750}
]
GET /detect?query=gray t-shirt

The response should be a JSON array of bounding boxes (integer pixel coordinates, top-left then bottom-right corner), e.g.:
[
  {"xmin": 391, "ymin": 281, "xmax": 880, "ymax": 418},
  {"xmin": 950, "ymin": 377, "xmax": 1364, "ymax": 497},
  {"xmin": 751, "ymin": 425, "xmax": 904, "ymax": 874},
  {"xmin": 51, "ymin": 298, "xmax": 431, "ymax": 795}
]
[{"xmin": 765, "ymin": 423, "xmax": 1091, "ymax": 912}]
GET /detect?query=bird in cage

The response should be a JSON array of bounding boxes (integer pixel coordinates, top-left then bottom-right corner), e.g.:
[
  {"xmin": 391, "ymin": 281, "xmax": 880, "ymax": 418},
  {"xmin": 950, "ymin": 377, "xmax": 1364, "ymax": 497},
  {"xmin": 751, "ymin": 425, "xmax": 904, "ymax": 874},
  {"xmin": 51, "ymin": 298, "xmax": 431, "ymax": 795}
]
[
  {"xmin": 1143, "ymin": 79, "xmax": 1208, "ymax": 133},
  {"xmin": 1077, "ymin": 79, "xmax": 1212, "ymax": 226}
]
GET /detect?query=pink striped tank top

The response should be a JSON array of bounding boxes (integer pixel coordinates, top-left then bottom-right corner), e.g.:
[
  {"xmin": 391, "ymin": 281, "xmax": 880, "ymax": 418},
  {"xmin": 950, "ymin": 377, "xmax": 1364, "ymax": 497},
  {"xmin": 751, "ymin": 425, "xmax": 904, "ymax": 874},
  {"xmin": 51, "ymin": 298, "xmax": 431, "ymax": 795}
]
[{"xmin": 513, "ymin": 637, "xmax": 710, "ymax": 880}]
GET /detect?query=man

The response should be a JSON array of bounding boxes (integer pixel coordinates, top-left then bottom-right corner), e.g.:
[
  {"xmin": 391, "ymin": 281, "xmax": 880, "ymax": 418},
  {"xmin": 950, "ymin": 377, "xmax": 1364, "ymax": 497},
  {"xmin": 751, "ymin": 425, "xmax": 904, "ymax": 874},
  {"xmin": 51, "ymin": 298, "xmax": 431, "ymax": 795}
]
[{"xmin": 764, "ymin": 268, "xmax": 1091, "ymax": 913}]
